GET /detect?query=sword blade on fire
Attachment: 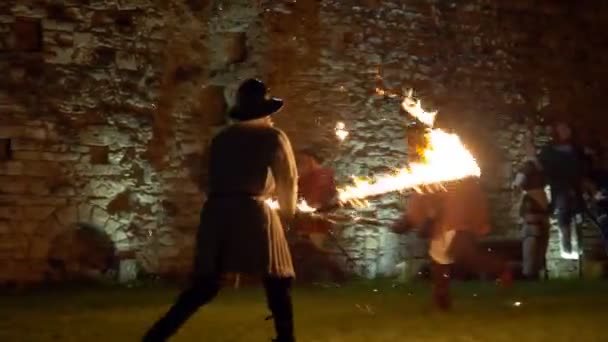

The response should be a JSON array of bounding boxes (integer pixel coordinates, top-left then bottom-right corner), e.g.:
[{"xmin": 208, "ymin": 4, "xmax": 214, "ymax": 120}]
[{"xmin": 267, "ymin": 89, "xmax": 481, "ymax": 223}]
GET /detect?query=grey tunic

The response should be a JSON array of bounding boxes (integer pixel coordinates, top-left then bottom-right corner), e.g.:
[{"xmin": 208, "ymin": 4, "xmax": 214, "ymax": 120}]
[{"xmin": 193, "ymin": 122, "xmax": 298, "ymax": 278}]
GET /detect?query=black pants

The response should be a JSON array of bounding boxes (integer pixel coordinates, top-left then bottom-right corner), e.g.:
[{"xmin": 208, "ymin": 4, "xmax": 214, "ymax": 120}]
[{"xmin": 142, "ymin": 275, "xmax": 295, "ymax": 342}]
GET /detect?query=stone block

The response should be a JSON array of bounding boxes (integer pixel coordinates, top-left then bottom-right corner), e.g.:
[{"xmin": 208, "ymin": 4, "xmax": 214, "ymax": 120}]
[
  {"xmin": 77, "ymin": 203, "xmax": 93, "ymax": 223},
  {"xmin": 77, "ymin": 164, "xmax": 125, "ymax": 176},
  {"xmin": 0, "ymin": 126, "xmax": 24, "ymax": 139},
  {"xmin": 10, "ymin": 139, "xmax": 44, "ymax": 151},
  {"xmin": 20, "ymin": 161, "xmax": 61, "ymax": 177},
  {"xmin": 10, "ymin": 196, "xmax": 67, "ymax": 207},
  {"xmin": 47, "ymin": 152, "xmax": 81, "ymax": 161},
  {"xmin": 0, "ymin": 178, "xmax": 27, "ymax": 194},
  {"xmin": 0, "ymin": 206, "xmax": 22, "ymax": 220},
  {"xmin": 52, "ymin": 186, "xmax": 75, "ymax": 197},
  {"xmin": 104, "ymin": 149, "xmax": 124, "ymax": 165},
  {"xmin": 158, "ymin": 232, "xmax": 176, "ymax": 246},
  {"xmin": 157, "ymin": 245, "xmax": 180, "ymax": 258},
  {"xmin": 23, "ymin": 127, "xmax": 48, "ymax": 140},
  {"xmin": 89, "ymin": 198, "xmax": 112, "ymax": 209},
  {"xmin": 23, "ymin": 206, "xmax": 56, "ymax": 220},
  {"xmin": 90, "ymin": 206, "xmax": 110, "ymax": 228},
  {"xmin": 70, "ymin": 46, "xmax": 98, "ymax": 66},
  {"xmin": 79, "ymin": 126, "xmax": 132, "ymax": 147},
  {"xmin": 118, "ymin": 259, "xmax": 139, "ymax": 283},
  {"xmin": 69, "ymin": 145, "xmax": 90, "ymax": 153},
  {"xmin": 104, "ymin": 219, "xmax": 123, "ymax": 235},
  {"xmin": 73, "ymin": 32, "xmax": 93, "ymax": 45},
  {"xmin": 44, "ymin": 46, "xmax": 74, "ymax": 64},
  {"xmin": 54, "ymin": 205, "xmax": 78, "ymax": 227},
  {"xmin": 12, "ymin": 151, "xmax": 78, "ymax": 161},
  {"xmin": 20, "ymin": 220, "xmax": 38, "ymax": 235},
  {"xmin": 83, "ymin": 180, "xmax": 127, "ymax": 198},
  {"xmin": 42, "ymin": 18, "xmax": 76, "ymax": 32},
  {"xmin": 52, "ymin": 32, "xmax": 74, "ymax": 47},
  {"xmin": 223, "ymin": 31, "xmax": 248, "ymax": 65},
  {"xmin": 10, "ymin": 151, "xmax": 41, "ymax": 160},
  {"xmin": 0, "ymin": 220, "xmax": 9, "ymax": 234},
  {"xmin": 163, "ymin": 179, "xmax": 202, "ymax": 195},
  {"xmin": 116, "ymin": 51, "xmax": 138, "ymax": 70},
  {"xmin": 112, "ymin": 229, "xmax": 128, "ymax": 243},
  {"xmin": 198, "ymin": 85, "xmax": 227, "ymax": 127},
  {"xmin": 29, "ymin": 181, "xmax": 51, "ymax": 195}
]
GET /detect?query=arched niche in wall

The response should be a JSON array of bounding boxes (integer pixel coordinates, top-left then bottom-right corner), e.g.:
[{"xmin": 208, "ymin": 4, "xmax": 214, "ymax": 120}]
[{"xmin": 28, "ymin": 203, "xmax": 130, "ymax": 282}]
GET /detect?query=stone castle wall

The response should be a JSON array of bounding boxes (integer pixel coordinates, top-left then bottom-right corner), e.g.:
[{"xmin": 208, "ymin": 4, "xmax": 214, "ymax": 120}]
[{"xmin": 1, "ymin": 0, "xmax": 607, "ymax": 282}]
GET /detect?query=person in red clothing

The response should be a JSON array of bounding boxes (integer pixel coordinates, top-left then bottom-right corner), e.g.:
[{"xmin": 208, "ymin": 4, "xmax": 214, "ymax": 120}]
[
  {"xmin": 392, "ymin": 177, "xmax": 512, "ymax": 310},
  {"xmin": 291, "ymin": 148, "xmax": 346, "ymax": 282},
  {"xmin": 297, "ymin": 149, "xmax": 337, "ymax": 209}
]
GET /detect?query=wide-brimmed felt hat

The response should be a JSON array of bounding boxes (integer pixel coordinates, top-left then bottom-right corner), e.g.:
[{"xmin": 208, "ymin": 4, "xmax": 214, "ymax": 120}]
[{"xmin": 229, "ymin": 79, "xmax": 284, "ymax": 121}]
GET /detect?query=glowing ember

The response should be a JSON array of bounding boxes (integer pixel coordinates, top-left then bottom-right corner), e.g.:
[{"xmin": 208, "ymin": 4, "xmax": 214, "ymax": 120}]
[
  {"xmin": 401, "ymin": 89, "xmax": 437, "ymax": 127},
  {"xmin": 265, "ymin": 198, "xmax": 316, "ymax": 212},
  {"xmin": 335, "ymin": 122, "xmax": 349, "ymax": 141},
  {"xmin": 375, "ymin": 87, "xmax": 399, "ymax": 98}
]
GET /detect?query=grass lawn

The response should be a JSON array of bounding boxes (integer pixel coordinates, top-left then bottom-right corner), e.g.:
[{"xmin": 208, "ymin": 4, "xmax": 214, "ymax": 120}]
[{"xmin": 1, "ymin": 280, "xmax": 607, "ymax": 342}]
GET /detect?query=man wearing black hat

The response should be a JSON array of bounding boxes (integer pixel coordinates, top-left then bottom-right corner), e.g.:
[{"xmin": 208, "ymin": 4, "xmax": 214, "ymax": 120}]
[{"xmin": 143, "ymin": 79, "xmax": 298, "ymax": 342}]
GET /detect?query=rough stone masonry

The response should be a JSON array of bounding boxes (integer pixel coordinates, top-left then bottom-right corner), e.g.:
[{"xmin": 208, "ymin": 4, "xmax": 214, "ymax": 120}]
[{"xmin": 0, "ymin": 0, "xmax": 607, "ymax": 283}]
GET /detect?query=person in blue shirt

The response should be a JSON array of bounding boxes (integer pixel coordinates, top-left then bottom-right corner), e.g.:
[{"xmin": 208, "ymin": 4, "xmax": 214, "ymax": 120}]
[{"xmin": 537, "ymin": 121, "xmax": 586, "ymax": 255}]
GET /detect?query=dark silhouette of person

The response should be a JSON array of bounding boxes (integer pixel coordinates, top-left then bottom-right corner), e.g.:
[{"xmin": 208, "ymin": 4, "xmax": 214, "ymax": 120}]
[
  {"xmin": 537, "ymin": 121, "xmax": 586, "ymax": 255},
  {"xmin": 142, "ymin": 79, "xmax": 298, "ymax": 342}
]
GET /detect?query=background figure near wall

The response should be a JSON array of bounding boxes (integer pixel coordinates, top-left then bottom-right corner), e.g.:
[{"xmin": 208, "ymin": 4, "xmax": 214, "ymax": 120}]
[
  {"xmin": 512, "ymin": 132, "xmax": 550, "ymax": 280},
  {"xmin": 537, "ymin": 121, "xmax": 586, "ymax": 258},
  {"xmin": 291, "ymin": 148, "xmax": 347, "ymax": 283}
]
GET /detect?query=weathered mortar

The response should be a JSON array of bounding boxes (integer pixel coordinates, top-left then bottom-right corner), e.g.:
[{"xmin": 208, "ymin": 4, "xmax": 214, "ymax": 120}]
[{"xmin": 0, "ymin": 0, "xmax": 607, "ymax": 282}]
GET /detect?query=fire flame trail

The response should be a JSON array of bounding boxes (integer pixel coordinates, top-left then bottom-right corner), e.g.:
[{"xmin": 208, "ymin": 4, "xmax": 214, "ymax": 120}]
[
  {"xmin": 336, "ymin": 90, "xmax": 480, "ymax": 204},
  {"xmin": 335, "ymin": 122, "xmax": 349, "ymax": 141},
  {"xmin": 337, "ymin": 129, "xmax": 480, "ymax": 203},
  {"xmin": 266, "ymin": 90, "xmax": 481, "ymax": 211},
  {"xmin": 401, "ymin": 89, "xmax": 437, "ymax": 127}
]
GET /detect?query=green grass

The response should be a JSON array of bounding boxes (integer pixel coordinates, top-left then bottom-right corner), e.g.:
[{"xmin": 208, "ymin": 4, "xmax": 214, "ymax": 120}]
[{"xmin": 1, "ymin": 280, "xmax": 608, "ymax": 341}]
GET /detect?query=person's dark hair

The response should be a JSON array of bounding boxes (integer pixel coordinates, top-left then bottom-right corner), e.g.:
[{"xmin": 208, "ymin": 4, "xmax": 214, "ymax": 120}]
[{"xmin": 550, "ymin": 120, "xmax": 576, "ymax": 144}]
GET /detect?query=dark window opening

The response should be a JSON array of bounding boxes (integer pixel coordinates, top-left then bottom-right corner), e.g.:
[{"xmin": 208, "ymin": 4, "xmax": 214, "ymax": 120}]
[
  {"xmin": 0, "ymin": 139, "xmax": 12, "ymax": 161},
  {"xmin": 114, "ymin": 12, "xmax": 135, "ymax": 34},
  {"xmin": 46, "ymin": 4, "xmax": 69, "ymax": 21},
  {"xmin": 13, "ymin": 18, "xmax": 43, "ymax": 52},
  {"xmin": 90, "ymin": 145, "xmax": 109, "ymax": 165},
  {"xmin": 95, "ymin": 47, "xmax": 116, "ymax": 66},
  {"xmin": 115, "ymin": 13, "xmax": 133, "ymax": 27}
]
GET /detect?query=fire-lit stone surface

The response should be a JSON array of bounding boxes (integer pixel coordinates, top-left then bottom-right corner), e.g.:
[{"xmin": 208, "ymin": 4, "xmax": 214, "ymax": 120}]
[{"xmin": 0, "ymin": 0, "xmax": 607, "ymax": 282}]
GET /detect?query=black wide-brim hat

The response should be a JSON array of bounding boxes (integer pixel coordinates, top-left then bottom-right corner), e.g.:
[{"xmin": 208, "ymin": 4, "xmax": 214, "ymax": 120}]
[{"xmin": 229, "ymin": 78, "xmax": 284, "ymax": 121}]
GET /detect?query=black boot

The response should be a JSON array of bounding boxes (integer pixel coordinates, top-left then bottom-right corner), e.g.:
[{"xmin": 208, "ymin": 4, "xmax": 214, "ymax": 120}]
[
  {"xmin": 264, "ymin": 277, "xmax": 296, "ymax": 342},
  {"xmin": 266, "ymin": 314, "xmax": 295, "ymax": 342},
  {"xmin": 273, "ymin": 318, "xmax": 295, "ymax": 342}
]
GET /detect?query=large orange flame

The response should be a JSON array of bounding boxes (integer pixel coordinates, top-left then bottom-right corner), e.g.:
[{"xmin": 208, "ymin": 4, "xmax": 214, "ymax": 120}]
[
  {"xmin": 266, "ymin": 90, "xmax": 481, "ymax": 211},
  {"xmin": 336, "ymin": 90, "xmax": 480, "ymax": 204}
]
